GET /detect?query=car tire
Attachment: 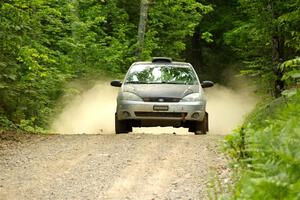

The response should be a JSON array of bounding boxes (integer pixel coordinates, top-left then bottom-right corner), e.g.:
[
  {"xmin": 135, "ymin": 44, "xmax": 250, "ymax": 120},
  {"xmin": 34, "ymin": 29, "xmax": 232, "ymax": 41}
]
[
  {"xmin": 205, "ymin": 112, "xmax": 209, "ymax": 132},
  {"xmin": 188, "ymin": 127, "xmax": 195, "ymax": 133},
  {"xmin": 115, "ymin": 114, "xmax": 130, "ymax": 134},
  {"xmin": 194, "ymin": 113, "xmax": 208, "ymax": 135}
]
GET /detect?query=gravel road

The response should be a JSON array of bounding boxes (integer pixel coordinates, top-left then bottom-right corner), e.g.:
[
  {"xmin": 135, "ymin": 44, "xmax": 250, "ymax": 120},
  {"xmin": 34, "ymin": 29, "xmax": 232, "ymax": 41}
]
[{"xmin": 0, "ymin": 132, "xmax": 229, "ymax": 200}]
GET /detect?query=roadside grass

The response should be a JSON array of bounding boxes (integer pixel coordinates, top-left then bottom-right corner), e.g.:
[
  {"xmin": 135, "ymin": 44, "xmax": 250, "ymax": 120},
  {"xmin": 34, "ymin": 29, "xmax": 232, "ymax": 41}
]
[{"xmin": 223, "ymin": 91, "xmax": 300, "ymax": 199}]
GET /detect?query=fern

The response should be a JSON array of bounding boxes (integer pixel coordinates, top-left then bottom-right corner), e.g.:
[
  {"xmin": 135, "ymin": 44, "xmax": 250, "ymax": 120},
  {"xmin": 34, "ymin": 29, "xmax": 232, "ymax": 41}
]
[{"xmin": 224, "ymin": 91, "xmax": 300, "ymax": 199}]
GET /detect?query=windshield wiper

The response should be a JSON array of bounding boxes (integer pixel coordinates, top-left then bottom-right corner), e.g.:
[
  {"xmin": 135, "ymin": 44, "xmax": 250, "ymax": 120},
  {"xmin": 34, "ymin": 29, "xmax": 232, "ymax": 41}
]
[
  {"xmin": 148, "ymin": 81, "xmax": 186, "ymax": 84},
  {"xmin": 125, "ymin": 81, "xmax": 148, "ymax": 84},
  {"xmin": 141, "ymin": 81, "xmax": 185, "ymax": 84},
  {"xmin": 126, "ymin": 81, "xmax": 192, "ymax": 85},
  {"xmin": 163, "ymin": 81, "xmax": 184, "ymax": 84}
]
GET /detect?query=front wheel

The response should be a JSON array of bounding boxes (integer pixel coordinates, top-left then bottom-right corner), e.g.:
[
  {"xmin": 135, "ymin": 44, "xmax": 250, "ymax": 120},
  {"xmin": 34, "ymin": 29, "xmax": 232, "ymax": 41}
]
[
  {"xmin": 194, "ymin": 112, "xmax": 208, "ymax": 135},
  {"xmin": 115, "ymin": 114, "xmax": 132, "ymax": 134}
]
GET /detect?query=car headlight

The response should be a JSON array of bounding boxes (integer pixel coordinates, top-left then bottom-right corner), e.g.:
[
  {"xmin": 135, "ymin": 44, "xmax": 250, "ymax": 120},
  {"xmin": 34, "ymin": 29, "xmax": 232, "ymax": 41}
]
[
  {"xmin": 119, "ymin": 92, "xmax": 143, "ymax": 101},
  {"xmin": 180, "ymin": 93, "xmax": 204, "ymax": 102}
]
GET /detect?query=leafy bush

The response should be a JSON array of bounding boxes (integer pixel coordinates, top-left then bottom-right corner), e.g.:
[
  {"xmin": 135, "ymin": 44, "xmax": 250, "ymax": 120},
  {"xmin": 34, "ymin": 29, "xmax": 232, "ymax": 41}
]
[{"xmin": 224, "ymin": 91, "xmax": 300, "ymax": 199}]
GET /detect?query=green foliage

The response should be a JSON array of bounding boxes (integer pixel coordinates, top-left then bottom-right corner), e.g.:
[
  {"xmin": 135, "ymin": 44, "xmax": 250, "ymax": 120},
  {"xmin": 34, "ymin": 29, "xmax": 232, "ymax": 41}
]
[
  {"xmin": 224, "ymin": 91, "xmax": 300, "ymax": 199},
  {"xmin": 225, "ymin": 0, "xmax": 300, "ymax": 56},
  {"xmin": 143, "ymin": 0, "xmax": 212, "ymax": 60},
  {"xmin": 224, "ymin": 0, "xmax": 300, "ymax": 94},
  {"xmin": 201, "ymin": 32, "xmax": 214, "ymax": 43},
  {"xmin": 0, "ymin": 0, "xmax": 68, "ymax": 130},
  {"xmin": 184, "ymin": 0, "xmax": 240, "ymax": 83},
  {"xmin": 280, "ymin": 57, "xmax": 300, "ymax": 84},
  {"xmin": 0, "ymin": 0, "xmax": 136, "ymax": 130},
  {"xmin": 0, "ymin": 0, "xmax": 213, "ymax": 131}
]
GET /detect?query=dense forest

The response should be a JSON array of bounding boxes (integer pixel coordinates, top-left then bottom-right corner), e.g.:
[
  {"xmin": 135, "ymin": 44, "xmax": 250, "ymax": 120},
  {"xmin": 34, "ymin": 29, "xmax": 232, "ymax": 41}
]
[
  {"xmin": 1, "ymin": 0, "xmax": 299, "ymax": 199},
  {"xmin": 1, "ymin": 0, "xmax": 299, "ymax": 129}
]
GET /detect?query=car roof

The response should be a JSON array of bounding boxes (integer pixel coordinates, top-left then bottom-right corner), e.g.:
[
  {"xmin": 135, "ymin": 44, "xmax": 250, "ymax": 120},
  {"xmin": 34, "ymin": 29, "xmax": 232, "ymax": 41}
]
[{"xmin": 131, "ymin": 61, "xmax": 192, "ymax": 67}]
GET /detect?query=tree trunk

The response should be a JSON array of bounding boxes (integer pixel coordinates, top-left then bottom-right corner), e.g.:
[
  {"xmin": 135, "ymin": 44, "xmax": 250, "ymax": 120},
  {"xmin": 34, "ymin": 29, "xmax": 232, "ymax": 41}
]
[
  {"xmin": 191, "ymin": 28, "xmax": 202, "ymax": 78},
  {"xmin": 269, "ymin": 1, "xmax": 285, "ymax": 97},
  {"xmin": 185, "ymin": 27, "xmax": 202, "ymax": 79},
  {"xmin": 136, "ymin": 0, "xmax": 149, "ymax": 60},
  {"xmin": 272, "ymin": 35, "xmax": 285, "ymax": 97}
]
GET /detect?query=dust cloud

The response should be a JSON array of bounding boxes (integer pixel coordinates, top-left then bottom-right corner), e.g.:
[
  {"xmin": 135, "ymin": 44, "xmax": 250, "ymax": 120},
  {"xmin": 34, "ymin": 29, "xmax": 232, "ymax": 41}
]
[
  {"xmin": 51, "ymin": 82, "xmax": 119, "ymax": 134},
  {"xmin": 51, "ymin": 81, "xmax": 257, "ymax": 135},
  {"xmin": 205, "ymin": 84, "xmax": 258, "ymax": 135}
]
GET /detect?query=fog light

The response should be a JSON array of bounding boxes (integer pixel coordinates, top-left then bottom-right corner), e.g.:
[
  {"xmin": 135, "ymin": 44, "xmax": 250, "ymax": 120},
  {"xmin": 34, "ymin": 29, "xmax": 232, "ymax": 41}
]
[
  {"xmin": 122, "ymin": 111, "xmax": 131, "ymax": 118},
  {"xmin": 192, "ymin": 112, "xmax": 200, "ymax": 119}
]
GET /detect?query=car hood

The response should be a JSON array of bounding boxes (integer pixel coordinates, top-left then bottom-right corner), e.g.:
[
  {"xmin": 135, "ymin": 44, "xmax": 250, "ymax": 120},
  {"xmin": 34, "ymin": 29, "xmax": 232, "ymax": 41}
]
[{"xmin": 122, "ymin": 84, "xmax": 200, "ymax": 98}]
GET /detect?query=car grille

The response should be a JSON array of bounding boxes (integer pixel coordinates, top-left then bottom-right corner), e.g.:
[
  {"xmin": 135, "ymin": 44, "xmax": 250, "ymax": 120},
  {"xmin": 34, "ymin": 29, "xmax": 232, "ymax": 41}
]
[
  {"xmin": 135, "ymin": 112, "xmax": 187, "ymax": 118},
  {"xmin": 142, "ymin": 97, "xmax": 181, "ymax": 102}
]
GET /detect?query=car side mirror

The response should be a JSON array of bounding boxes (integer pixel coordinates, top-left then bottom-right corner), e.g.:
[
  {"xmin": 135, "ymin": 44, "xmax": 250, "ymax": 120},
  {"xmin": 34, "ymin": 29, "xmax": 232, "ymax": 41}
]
[
  {"xmin": 110, "ymin": 80, "xmax": 122, "ymax": 87},
  {"xmin": 201, "ymin": 81, "xmax": 214, "ymax": 88}
]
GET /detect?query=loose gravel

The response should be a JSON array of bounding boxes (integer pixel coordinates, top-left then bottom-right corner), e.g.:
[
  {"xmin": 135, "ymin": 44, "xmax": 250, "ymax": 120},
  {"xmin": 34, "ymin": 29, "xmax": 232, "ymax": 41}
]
[{"xmin": 0, "ymin": 132, "xmax": 229, "ymax": 200}]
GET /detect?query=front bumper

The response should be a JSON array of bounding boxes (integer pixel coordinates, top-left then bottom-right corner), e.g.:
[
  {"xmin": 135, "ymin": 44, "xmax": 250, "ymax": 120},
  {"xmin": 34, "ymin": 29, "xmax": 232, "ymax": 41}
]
[{"xmin": 116, "ymin": 100, "xmax": 206, "ymax": 121}]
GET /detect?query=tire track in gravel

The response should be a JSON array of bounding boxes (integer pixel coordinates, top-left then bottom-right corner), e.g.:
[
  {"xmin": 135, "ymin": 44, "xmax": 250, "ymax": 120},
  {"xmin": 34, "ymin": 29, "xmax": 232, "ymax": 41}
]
[
  {"xmin": 103, "ymin": 135, "xmax": 222, "ymax": 200},
  {"xmin": 103, "ymin": 137, "xmax": 178, "ymax": 199},
  {"xmin": 0, "ymin": 133, "xmax": 229, "ymax": 200}
]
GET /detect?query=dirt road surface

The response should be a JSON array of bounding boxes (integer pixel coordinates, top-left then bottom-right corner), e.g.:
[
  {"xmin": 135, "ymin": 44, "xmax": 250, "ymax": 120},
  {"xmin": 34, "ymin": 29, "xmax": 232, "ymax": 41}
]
[{"xmin": 0, "ymin": 132, "xmax": 229, "ymax": 200}]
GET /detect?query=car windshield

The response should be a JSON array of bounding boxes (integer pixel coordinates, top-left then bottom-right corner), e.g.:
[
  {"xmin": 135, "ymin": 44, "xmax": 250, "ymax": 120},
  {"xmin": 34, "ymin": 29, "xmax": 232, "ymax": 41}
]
[{"xmin": 125, "ymin": 64, "xmax": 199, "ymax": 85}]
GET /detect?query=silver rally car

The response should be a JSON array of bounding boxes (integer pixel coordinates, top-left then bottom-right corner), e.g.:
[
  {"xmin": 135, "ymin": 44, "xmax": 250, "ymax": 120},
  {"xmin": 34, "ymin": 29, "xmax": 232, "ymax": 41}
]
[{"xmin": 111, "ymin": 57, "xmax": 213, "ymax": 135}]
